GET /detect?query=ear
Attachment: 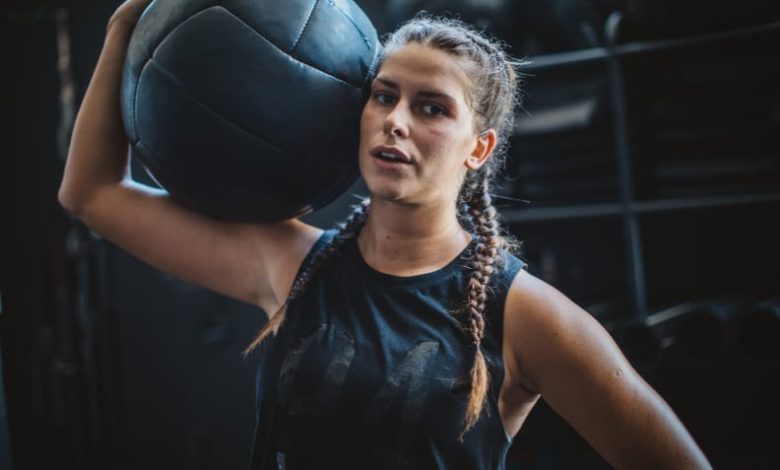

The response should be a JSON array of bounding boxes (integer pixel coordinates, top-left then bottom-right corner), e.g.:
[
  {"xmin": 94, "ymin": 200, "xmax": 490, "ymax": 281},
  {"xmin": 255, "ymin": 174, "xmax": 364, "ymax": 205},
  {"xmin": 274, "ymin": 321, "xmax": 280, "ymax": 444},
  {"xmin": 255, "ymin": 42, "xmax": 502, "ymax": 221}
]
[{"xmin": 465, "ymin": 129, "xmax": 497, "ymax": 170}]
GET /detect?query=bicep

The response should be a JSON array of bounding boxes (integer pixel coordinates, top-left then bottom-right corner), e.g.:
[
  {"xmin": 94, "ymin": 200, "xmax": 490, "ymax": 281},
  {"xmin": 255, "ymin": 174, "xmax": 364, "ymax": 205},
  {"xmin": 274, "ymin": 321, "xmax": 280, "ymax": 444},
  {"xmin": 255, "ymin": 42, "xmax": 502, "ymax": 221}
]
[
  {"xmin": 75, "ymin": 180, "xmax": 321, "ymax": 314},
  {"xmin": 507, "ymin": 272, "xmax": 710, "ymax": 469}
]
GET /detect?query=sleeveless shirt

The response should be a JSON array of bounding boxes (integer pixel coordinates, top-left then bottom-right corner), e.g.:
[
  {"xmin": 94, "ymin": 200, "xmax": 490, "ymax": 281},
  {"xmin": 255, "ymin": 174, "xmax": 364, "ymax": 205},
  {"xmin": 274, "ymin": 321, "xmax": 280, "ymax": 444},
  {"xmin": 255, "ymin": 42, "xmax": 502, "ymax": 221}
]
[{"xmin": 250, "ymin": 230, "xmax": 527, "ymax": 470}]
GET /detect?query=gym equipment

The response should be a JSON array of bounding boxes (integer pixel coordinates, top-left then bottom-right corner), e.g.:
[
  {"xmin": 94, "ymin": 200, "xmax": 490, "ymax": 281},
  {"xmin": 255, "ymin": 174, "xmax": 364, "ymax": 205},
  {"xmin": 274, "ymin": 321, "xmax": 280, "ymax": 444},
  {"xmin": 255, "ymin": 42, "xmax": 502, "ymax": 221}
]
[
  {"xmin": 121, "ymin": 0, "xmax": 379, "ymax": 220},
  {"xmin": 383, "ymin": 0, "xmax": 519, "ymax": 44},
  {"xmin": 626, "ymin": 0, "xmax": 780, "ymax": 38},
  {"xmin": 383, "ymin": 0, "xmax": 618, "ymax": 53}
]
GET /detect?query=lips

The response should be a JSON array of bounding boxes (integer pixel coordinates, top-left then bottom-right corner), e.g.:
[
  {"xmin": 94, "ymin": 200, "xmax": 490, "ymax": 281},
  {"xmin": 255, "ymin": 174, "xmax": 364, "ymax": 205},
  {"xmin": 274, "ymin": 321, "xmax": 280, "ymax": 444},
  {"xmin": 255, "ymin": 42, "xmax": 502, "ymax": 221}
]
[{"xmin": 370, "ymin": 145, "xmax": 412, "ymax": 164}]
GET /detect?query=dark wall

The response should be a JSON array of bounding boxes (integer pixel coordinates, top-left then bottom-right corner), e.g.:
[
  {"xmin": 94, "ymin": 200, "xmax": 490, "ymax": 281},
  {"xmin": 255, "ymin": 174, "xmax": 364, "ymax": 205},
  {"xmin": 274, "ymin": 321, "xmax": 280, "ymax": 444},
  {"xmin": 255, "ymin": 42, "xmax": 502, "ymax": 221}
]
[
  {"xmin": 1, "ymin": 1, "xmax": 265, "ymax": 468},
  {"xmin": 1, "ymin": 1, "xmax": 779, "ymax": 469}
]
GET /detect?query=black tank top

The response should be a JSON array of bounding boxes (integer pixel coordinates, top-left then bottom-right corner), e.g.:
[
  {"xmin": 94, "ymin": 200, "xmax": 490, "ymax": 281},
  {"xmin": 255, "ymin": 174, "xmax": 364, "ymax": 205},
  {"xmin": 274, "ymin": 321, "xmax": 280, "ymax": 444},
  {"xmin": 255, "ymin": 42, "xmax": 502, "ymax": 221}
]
[{"xmin": 250, "ymin": 230, "xmax": 526, "ymax": 470}]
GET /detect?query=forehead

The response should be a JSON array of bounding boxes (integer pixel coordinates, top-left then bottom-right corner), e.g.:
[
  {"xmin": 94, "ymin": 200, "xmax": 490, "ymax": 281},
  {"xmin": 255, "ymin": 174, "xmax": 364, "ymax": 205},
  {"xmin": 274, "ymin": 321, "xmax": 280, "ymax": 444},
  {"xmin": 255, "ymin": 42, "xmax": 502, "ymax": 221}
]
[{"xmin": 376, "ymin": 43, "xmax": 472, "ymax": 102}]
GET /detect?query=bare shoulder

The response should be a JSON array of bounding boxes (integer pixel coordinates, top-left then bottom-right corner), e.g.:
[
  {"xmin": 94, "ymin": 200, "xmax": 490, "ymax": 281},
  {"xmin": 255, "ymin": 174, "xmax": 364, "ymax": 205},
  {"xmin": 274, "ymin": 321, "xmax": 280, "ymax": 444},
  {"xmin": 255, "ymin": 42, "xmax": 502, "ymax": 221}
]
[
  {"xmin": 503, "ymin": 269, "xmax": 626, "ymax": 392},
  {"xmin": 502, "ymin": 271, "xmax": 712, "ymax": 468},
  {"xmin": 505, "ymin": 269, "xmax": 610, "ymax": 345}
]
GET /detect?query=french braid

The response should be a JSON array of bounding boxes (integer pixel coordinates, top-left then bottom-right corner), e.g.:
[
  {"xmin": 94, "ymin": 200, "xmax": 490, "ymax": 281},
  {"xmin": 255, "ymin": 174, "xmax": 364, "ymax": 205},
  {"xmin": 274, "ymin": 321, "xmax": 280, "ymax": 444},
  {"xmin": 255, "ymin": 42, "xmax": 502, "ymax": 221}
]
[{"xmin": 458, "ymin": 166, "xmax": 509, "ymax": 439}]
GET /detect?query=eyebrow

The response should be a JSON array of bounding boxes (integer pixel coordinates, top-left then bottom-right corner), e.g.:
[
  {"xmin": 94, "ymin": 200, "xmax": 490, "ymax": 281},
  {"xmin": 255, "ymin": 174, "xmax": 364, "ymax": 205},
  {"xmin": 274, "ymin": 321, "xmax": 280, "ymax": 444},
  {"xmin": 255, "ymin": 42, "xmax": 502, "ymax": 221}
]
[{"xmin": 374, "ymin": 77, "xmax": 457, "ymax": 102}]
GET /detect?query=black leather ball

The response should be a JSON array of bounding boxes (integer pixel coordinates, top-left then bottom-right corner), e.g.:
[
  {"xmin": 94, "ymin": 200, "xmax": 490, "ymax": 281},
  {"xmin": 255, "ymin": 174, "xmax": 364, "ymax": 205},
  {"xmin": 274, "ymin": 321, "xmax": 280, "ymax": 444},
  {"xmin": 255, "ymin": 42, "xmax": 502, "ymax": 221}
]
[{"xmin": 121, "ymin": 0, "xmax": 379, "ymax": 220}]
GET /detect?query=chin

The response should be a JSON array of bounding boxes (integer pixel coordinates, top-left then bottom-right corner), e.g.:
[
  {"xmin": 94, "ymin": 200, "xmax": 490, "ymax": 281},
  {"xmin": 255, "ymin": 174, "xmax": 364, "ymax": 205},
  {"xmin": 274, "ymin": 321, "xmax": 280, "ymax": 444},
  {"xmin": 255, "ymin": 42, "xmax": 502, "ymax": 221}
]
[
  {"xmin": 365, "ymin": 180, "xmax": 406, "ymax": 203},
  {"xmin": 366, "ymin": 179, "xmax": 417, "ymax": 206},
  {"xmin": 359, "ymin": 160, "xmax": 396, "ymax": 199},
  {"xmin": 359, "ymin": 156, "xmax": 422, "ymax": 205}
]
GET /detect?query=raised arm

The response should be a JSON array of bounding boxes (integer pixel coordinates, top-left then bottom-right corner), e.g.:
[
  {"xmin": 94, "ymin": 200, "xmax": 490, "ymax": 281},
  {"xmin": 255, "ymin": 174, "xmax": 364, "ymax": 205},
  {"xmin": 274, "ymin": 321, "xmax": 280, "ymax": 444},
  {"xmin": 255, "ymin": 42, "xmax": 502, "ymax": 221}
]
[
  {"xmin": 58, "ymin": 0, "xmax": 320, "ymax": 315},
  {"xmin": 504, "ymin": 270, "xmax": 712, "ymax": 469}
]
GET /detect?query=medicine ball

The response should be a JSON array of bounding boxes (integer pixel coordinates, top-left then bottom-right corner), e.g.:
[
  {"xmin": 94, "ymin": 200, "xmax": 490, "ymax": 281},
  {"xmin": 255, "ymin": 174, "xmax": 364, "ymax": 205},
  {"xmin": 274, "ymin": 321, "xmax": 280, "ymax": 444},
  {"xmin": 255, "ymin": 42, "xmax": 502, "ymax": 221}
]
[{"xmin": 121, "ymin": 0, "xmax": 379, "ymax": 220}]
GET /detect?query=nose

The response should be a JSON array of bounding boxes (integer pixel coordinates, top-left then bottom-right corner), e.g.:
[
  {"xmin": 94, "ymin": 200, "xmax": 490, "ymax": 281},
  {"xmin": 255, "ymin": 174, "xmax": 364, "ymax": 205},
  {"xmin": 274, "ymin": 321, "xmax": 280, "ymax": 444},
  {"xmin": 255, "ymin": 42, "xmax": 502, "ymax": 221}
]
[{"xmin": 384, "ymin": 104, "xmax": 410, "ymax": 138}]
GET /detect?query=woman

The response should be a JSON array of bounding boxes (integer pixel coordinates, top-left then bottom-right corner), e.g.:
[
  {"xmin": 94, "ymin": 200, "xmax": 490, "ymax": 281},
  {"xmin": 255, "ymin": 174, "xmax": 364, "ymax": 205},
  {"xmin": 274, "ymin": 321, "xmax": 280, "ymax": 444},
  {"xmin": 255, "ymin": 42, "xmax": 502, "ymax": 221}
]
[{"xmin": 59, "ymin": 0, "xmax": 712, "ymax": 468}]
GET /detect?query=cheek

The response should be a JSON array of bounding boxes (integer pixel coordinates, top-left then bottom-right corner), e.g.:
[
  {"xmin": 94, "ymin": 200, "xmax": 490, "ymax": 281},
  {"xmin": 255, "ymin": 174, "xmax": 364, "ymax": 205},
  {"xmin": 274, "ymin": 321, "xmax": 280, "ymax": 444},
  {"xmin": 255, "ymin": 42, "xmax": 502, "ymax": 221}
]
[
  {"xmin": 427, "ymin": 125, "xmax": 472, "ymax": 162},
  {"xmin": 421, "ymin": 125, "xmax": 455, "ymax": 153},
  {"xmin": 360, "ymin": 106, "xmax": 385, "ymax": 141},
  {"xmin": 359, "ymin": 107, "xmax": 370, "ymax": 137}
]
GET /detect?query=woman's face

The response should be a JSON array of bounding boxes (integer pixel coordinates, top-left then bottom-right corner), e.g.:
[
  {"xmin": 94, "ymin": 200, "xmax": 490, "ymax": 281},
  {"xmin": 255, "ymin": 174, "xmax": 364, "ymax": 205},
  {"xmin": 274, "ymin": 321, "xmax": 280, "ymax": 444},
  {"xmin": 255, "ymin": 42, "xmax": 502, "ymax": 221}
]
[{"xmin": 358, "ymin": 42, "xmax": 492, "ymax": 207}]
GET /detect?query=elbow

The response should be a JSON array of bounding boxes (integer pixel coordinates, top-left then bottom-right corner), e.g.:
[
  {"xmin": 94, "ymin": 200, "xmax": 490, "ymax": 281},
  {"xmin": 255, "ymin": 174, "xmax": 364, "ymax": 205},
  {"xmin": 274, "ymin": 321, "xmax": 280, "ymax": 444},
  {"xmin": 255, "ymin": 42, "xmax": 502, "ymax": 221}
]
[
  {"xmin": 58, "ymin": 186, "xmax": 78, "ymax": 215},
  {"xmin": 57, "ymin": 183, "xmax": 88, "ymax": 217}
]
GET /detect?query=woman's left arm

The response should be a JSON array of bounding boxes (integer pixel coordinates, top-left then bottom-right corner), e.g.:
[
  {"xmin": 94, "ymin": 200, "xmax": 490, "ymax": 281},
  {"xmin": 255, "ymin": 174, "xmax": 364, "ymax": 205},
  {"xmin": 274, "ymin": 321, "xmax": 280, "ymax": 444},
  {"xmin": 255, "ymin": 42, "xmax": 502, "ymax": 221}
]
[{"xmin": 505, "ymin": 270, "xmax": 712, "ymax": 469}]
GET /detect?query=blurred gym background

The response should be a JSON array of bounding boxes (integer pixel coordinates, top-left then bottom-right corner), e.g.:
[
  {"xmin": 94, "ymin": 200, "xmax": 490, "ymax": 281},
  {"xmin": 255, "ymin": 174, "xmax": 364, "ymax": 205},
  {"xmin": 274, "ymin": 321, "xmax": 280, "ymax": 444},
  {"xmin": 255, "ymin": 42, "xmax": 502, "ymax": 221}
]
[{"xmin": 1, "ymin": 0, "xmax": 779, "ymax": 468}]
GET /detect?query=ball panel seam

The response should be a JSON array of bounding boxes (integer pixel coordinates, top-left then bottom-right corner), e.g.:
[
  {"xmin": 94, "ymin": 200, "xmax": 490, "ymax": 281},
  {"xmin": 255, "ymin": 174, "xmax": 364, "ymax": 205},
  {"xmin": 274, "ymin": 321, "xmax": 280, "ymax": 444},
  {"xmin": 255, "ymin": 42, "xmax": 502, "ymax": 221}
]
[
  {"xmin": 130, "ymin": 60, "xmax": 156, "ymax": 146},
  {"xmin": 217, "ymin": 5, "xmax": 362, "ymax": 88},
  {"xmin": 142, "ymin": 56, "xmax": 355, "ymax": 168},
  {"xmin": 144, "ymin": 57, "xmax": 312, "ymax": 165},
  {"xmin": 290, "ymin": 0, "xmax": 321, "ymax": 53},
  {"xmin": 326, "ymin": 0, "xmax": 374, "ymax": 52}
]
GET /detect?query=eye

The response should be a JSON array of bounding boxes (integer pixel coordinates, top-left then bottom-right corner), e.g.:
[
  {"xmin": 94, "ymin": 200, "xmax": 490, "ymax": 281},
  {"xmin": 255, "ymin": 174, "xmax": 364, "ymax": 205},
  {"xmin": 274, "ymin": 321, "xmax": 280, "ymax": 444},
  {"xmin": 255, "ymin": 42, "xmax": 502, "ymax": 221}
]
[
  {"xmin": 373, "ymin": 91, "xmax": 396, "ymax": 105},
  {"xmin": 421, "ymin": 103, "xmax": 447, "ymax": 117}
]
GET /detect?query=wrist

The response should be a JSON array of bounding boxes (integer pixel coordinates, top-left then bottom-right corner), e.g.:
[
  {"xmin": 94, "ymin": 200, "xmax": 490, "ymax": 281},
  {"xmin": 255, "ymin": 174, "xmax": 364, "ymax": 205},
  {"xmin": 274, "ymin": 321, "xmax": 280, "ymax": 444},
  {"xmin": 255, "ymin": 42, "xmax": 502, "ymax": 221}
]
[
  {"xmin": 102, "ymin": 18, "xmax": 137, "ymax": 56},
  {"xmin": 106, "ymin": 15, "xmax": 137, "ymax": 38}
]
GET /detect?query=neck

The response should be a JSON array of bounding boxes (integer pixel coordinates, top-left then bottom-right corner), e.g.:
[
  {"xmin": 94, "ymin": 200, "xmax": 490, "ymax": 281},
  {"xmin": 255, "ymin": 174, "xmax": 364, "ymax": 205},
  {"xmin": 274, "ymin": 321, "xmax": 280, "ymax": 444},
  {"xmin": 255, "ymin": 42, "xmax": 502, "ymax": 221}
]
[{"xmin": 357, "ymin": 197, "xmax": 470, "ymax": 276}]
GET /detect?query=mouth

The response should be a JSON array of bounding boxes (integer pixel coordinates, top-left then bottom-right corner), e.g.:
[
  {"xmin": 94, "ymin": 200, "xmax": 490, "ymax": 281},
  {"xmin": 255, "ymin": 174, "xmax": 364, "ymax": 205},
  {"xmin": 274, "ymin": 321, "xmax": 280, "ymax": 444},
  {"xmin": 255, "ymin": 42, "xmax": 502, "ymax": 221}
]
[{"xmin": 370, "ymin": 146, "xmax": 412, "ymax": 164}]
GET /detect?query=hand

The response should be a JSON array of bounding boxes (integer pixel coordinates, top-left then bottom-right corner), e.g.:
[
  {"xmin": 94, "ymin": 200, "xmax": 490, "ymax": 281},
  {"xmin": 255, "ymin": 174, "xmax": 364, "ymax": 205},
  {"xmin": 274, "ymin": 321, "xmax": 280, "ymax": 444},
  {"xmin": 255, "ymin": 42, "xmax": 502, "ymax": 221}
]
[{"xmin": 107, "ymin": 0, "xmax": 155, "ymax": 33}]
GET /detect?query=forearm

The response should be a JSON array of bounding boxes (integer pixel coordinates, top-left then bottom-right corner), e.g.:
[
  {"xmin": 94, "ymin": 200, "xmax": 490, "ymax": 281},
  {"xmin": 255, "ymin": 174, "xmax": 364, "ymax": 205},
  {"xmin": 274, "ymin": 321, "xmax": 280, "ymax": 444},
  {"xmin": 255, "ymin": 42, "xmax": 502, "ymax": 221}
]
[
  {"xmin": 554, "ymin": 350, "xmax": 712, "ymax": 469},
  {"xmin": 58, "ymin": 22, "xmax": 135, "ymax": 213},
  {"xmin": 607, "ymin": 384, "xmax": 712, "ymax": 470}
]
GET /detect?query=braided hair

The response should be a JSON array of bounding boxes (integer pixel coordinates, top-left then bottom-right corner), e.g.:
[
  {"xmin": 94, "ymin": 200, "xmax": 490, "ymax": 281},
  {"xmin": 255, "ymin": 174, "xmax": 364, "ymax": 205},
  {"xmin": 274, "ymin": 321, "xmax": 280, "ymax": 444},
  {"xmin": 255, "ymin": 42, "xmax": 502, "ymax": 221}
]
[
  {"xmin": 245, "ymin": 13, "xmax": 525, "ymax": 440},
  {"xmin": 242, "ymin": 198, "xmax": 371, "ymax": 353}
]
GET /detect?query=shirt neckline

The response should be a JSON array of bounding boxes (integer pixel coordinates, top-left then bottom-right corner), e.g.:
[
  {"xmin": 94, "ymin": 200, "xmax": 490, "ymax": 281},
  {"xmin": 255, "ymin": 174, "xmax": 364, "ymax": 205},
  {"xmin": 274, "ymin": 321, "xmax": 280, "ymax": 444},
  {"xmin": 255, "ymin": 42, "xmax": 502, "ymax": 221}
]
[{"xmin": 348, "ymin": 236, "xmax": 476, "ymax": 288}]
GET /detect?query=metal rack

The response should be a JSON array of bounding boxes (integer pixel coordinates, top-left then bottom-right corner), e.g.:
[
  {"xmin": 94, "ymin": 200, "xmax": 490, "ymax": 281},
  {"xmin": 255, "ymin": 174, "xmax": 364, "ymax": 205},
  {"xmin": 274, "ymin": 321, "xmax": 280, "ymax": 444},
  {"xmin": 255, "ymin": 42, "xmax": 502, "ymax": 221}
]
[
  {"xmin": 521, "ymin": 18, "xmax": 780, "ymax": 72},
  {"xmin": 503, "ymin": 14, "xmax": 780, "ymax": 318}
]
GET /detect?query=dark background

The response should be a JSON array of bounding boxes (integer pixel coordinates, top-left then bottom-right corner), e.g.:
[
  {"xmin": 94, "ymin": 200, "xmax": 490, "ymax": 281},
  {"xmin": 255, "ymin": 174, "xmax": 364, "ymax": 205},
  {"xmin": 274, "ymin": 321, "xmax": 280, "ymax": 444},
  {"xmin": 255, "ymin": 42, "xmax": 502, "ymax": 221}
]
[{"xmin": 1, "ymin": 0, "xmax": 779, "ymax": 468}]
